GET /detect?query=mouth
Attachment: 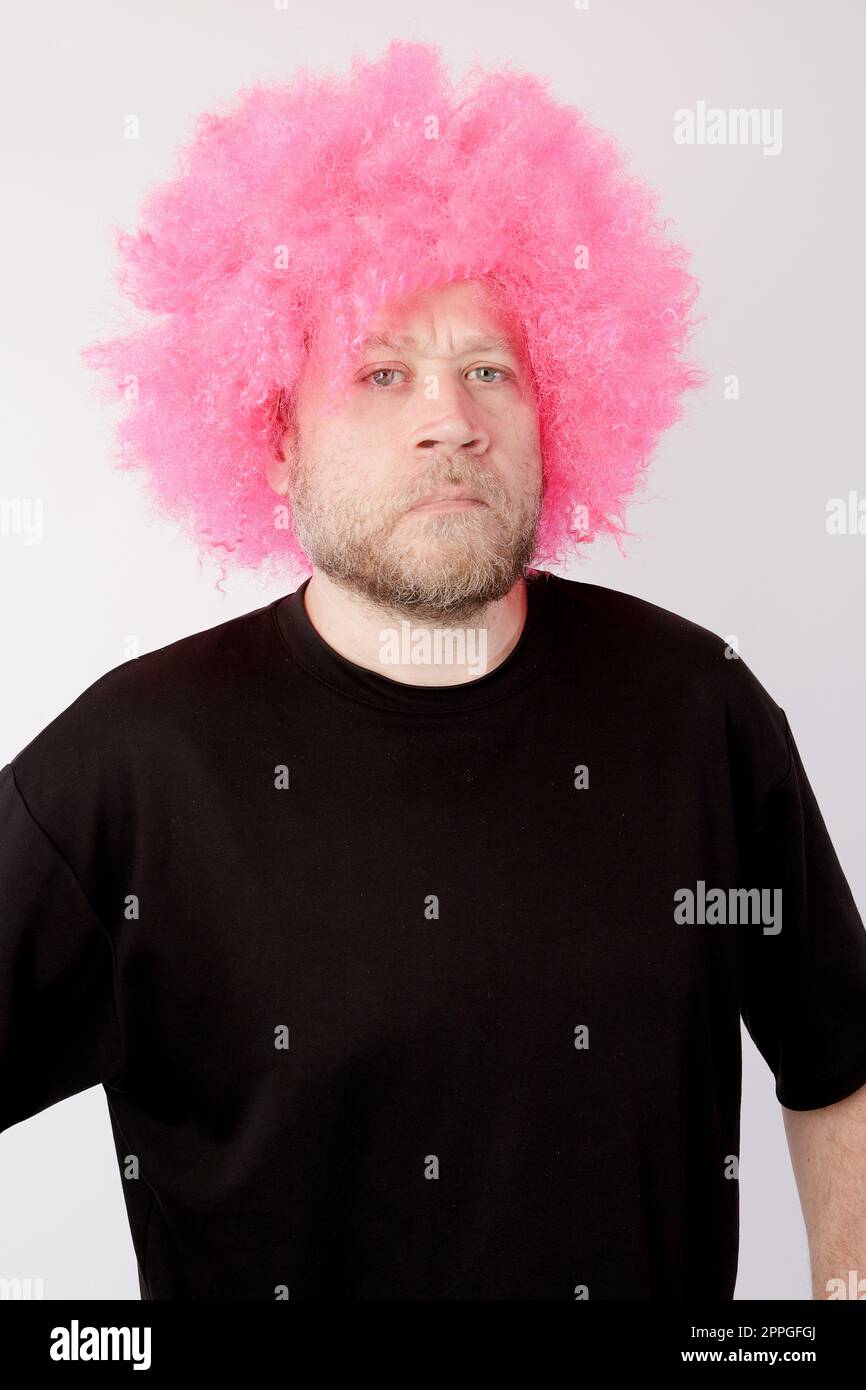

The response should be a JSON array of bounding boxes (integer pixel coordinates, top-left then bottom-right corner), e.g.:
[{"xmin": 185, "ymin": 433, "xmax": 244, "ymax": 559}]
[
  {"xmin": 410, "ymin": 499, "xmax": 485, "ymax": 513},
  {"xmin": 409, "ymin": 489, "xmax": 486, "ymax": 513}
]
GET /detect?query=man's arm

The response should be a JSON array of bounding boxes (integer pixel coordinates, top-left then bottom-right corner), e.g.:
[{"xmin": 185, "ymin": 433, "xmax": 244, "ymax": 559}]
[
  {"xmin": 782, "ymin": 1082, "xmax": 866, "ymax": 1299},
  {"xmin": 0, "ymin": 763, "xmax": 124, "ymax": 1132}
]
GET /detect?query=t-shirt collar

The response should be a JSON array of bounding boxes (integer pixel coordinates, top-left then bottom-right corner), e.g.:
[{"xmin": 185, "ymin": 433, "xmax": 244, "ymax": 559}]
[{"xmin": 271, "ymin": 569, "xmax": 558, "ymax": 713}]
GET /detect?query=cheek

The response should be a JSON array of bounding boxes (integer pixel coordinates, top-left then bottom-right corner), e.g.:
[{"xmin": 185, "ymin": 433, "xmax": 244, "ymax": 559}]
[
  {"xmin": 496, "ymin": 405, "xmax": 542, "ymax": 470},
  {"xmin": 517, "ymin": 408, "xmax": 543, "ymax": 472},
  {"xmin": 313, "ymin": 446, "xmax": 393, "ymax": 509}
]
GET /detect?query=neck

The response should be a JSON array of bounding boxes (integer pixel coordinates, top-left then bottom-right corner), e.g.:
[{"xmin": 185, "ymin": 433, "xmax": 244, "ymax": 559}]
[{"xmin": 301, "ymin": 570, "xmax": 529, "ymax": 687}]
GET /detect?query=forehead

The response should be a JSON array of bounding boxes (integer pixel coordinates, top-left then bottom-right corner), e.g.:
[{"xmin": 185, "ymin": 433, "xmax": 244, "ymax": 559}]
[
  {"xmin": 358, "ymin": 329, "xmax": 521, "ymax": 356},
  {"xmin": 357, "ymin": 281, "xmax": 525, "ymax": 357}
]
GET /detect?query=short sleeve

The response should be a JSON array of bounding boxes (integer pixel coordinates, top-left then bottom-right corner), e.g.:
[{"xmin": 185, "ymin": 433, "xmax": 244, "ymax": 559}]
[
  {"xmin": 0, "ymin": 762, "xmax": 124, "ymax": 1133},
  {"xmin": 738, "ymin": 712, "xmax": 866, "ymax": 1110}
]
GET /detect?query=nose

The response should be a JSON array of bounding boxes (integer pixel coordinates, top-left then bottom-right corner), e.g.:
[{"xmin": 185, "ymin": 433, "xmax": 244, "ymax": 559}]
[
  {"xmin": 414, "ymin": 429, "xmax": 488, "ymax": 458},
  {"xmin": 410, "ymin": 381, "xmax": 490, "ymax": 459}
]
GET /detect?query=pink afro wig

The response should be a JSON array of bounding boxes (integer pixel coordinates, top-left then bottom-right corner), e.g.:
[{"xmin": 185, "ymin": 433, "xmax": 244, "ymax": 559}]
[{"xmin": 81, "ymin": 39, "xmax": 707, "ymax": 590}]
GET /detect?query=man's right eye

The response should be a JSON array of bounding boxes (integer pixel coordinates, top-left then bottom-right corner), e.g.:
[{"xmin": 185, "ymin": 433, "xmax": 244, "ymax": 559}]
[{"xmin": 362, "ymin": 368, "xmax": 407, "ymax": 387}]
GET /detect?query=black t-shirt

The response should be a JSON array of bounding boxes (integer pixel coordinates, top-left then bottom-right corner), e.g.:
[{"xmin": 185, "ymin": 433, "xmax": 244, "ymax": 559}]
[{"xmin": 3, "ymin": 569, "xmax": 866, "ymax": 1300}]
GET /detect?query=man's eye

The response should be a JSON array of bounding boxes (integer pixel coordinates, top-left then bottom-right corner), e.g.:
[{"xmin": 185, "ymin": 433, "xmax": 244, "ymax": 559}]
[
  {"xmin": 468, "ymin": 366, "xmax": 507, "ymax": 383},
  {"xmin": 363, "ymin": 366, "xmax": 508, "ymax": 387},
  {"xmin": 364, "ymin": 368, "xmax": 406, "ymax": 387}
]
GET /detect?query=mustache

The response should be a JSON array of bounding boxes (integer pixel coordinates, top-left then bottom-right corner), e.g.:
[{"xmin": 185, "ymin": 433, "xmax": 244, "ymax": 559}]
[{"xmin": 401, "ymin": 461, "xmax": 498, "ymax": 509}]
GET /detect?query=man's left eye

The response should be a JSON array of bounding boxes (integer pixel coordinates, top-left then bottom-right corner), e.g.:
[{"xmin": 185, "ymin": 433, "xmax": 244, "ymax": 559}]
[{"xmin": 468, "ymin": 367, "xmax": 506, "ymax": 383}]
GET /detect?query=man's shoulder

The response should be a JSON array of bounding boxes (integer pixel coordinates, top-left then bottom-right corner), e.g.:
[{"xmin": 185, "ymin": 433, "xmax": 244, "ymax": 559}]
[
  {"xmin": 543, "ymin": 570, "xmax": 786, "ymax": 738},
  {"xmin": 543, "ymin": 570, "xmax": 733, "ymax": 664},
  {"xmin": 113, "ymin": 598, "xmax": 279, "ymax": 694},
  {"xmin": 8, "ymin": 598, "xmax": 281, "ymax": 778}
]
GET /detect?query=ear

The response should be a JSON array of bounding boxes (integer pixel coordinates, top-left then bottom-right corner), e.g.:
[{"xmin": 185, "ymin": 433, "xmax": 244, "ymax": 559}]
[{"xmin": 267, "ymin": 423, "xmax": 298, "ymax": 496}]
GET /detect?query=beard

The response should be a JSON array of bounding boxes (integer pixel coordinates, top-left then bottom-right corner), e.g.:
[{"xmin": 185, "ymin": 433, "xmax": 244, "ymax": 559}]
[{"xmin": 286, "ymin": 450, "xmax": 544, "ymax": 624}]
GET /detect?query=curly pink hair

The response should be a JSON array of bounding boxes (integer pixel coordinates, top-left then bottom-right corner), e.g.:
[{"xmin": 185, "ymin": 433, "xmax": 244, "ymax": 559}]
[{"xmin": 81, "ymin": 39, "xmax": 707, "ymax": 591}]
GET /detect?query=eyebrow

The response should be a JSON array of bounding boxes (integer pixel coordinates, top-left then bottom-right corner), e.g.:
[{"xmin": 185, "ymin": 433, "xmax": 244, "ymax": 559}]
[{"xmin": 358, "ymin": 332, "xmax": 520, "ymax": 357}]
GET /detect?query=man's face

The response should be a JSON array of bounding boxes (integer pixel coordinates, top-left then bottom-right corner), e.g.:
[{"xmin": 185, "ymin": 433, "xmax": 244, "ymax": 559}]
[{"xmin": 273, "ymin": 279, "xmax": 544, "ymax": 622}]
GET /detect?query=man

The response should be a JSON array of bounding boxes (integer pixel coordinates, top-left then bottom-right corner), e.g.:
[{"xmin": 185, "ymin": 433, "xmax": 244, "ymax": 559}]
[{"xmin": 3, "ymin": 41, "xmax": 866, "ymax": 1301}]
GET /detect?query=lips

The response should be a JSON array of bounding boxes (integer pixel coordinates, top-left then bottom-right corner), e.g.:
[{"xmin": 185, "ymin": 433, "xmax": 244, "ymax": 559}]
[{"xmin": 411, "ymin": 488, "xmax": 485, "ymax": 508}]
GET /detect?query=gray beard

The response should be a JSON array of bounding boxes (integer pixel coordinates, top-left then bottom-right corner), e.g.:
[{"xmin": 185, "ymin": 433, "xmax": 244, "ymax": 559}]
[{"xmin": 288, "ymin": 466, "xmax": 543, "ymax": 625}]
